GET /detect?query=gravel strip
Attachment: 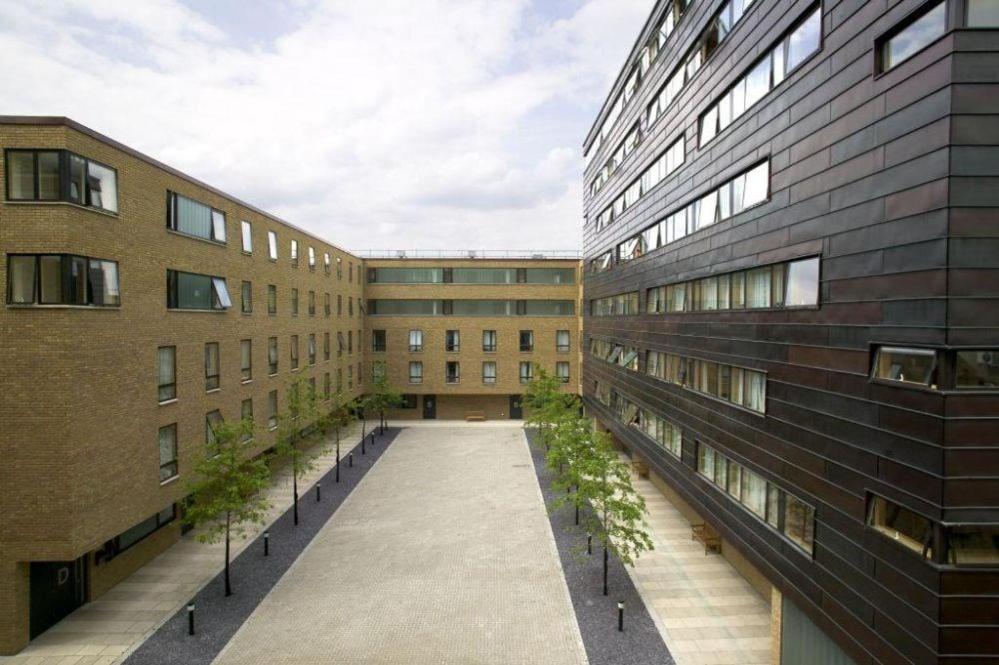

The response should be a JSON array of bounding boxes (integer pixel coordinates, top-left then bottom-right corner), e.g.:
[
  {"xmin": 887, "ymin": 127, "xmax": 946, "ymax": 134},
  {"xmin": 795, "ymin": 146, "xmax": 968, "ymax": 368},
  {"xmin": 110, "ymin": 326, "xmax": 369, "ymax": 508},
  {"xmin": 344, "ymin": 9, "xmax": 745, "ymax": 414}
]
[
  {"xmin": 122, "ymin": 427, "xmax": 400, "ymax": 665},
  {"xmin": 526, "ymin": 429, "xmax": 675, "ymax": 665}
]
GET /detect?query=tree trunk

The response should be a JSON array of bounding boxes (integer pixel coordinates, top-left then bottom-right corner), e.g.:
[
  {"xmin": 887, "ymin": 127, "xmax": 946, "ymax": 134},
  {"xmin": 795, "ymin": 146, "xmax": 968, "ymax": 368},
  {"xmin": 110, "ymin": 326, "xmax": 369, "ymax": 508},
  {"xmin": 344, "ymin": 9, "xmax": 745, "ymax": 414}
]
[
  {"xmin": 602, "ymin": 546, "xmax": 608, "ymax": 596},
  {"xmin": 293, "ymin": 470, "xmax": 299, "ymax": 526},
  {"xmin": 224, "ymin": 511, "xmax": 232, "ymax": 597},
  {"xmin": 335, "ymin": 428, "xmax": 341, "ymax": 483},
  {"xmin": 574, "ymin": 486, "xmax": 579, "ymax": 526}
]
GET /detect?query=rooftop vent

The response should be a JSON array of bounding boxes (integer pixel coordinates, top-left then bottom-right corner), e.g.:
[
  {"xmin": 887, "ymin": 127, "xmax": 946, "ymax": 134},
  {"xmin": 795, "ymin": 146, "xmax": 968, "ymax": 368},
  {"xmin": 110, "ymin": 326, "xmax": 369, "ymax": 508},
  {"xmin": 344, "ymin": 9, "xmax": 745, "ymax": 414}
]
[{"xmin": 396, "ymin": 250, "xmax": 407, "ymax": 258}]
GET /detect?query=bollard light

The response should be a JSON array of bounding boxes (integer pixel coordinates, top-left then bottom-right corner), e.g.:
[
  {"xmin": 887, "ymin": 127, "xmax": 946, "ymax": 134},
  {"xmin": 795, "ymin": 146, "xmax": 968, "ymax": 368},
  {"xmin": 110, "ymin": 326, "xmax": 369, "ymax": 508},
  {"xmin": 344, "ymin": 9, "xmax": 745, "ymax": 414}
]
[
  {"xmin": 264, "ymin": 531, "xmax": 270, "ymax": 556},
  {"xmin": 187, "ymin": 602, "xmax": 196, "ymax": 636},
  {"xmin": 316, "ymin": 482, "xmax": 321, "ymax": 502},
  {"xmin": 349, "ymin": 452, "xmax": 354, "ymax": 467},
  {"xmin": 617, "ymin": 600, "xmax": 625, "ymax": 632}
]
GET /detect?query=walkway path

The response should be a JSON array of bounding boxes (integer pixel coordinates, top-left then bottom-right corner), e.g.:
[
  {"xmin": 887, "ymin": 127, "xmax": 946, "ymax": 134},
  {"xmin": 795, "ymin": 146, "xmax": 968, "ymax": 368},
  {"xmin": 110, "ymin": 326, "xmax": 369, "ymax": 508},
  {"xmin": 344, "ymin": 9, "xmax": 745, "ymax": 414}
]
[{"xmin": 212, "ymin": 425, "xmax": 587, "ymax": 665}]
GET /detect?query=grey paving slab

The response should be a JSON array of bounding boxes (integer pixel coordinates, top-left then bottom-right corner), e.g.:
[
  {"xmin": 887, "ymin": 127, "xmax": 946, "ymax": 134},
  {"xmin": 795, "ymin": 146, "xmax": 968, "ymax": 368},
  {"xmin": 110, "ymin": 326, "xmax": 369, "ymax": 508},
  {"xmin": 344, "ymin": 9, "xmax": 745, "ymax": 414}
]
[{"xmin": 212, "ymin": 425, "xmax": 587, "ymax": 665}]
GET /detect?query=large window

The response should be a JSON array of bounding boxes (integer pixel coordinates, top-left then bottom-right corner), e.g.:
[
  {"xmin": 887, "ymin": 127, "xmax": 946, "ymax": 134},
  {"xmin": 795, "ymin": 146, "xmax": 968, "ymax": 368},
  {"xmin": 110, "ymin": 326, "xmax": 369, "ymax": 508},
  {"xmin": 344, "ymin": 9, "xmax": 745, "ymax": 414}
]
[
  {"xmin": 595, "ymin": 135, "xmax": 685, "ymax": 232},
  {"xmin": 446, "ymin": 330, "xmax": 460, "ymax": 352},
  {"xmin": 446, "ymin": 361, "xmax": 460, "ymax": 384},
  {"xmin": 647, "ymin": 257, "xmax": 819, "ymax": 313},
  {"xmin": 205, "ymin": 342, "xmax": 220, "ymax": 391},
  {"xmin": 7, "ymin": 254, "xmax": 120, "ymax": 307},
  {"xmin": 409, "ymin": 330, "xmax": 423, "ymax": 352},
  {"xmin": 519, "ymin": 330, "xmax": 534, "ymax": 352},
  {"xmin": 879, "ymin": 1, "xmax": 946, "ymax": 72},
  {"xmin": 868, "ymin": 495, "xmax": 933, "ymax": 560},
  {"xmin": 158, "ymin": 346, "xmax": 176, "ymax": 402},
  {"xmin": 241, "ymin": 339, "xmax": 252, "ymax": 382},
  {"xmin": 955, "ymin": 350, "xmax": 999, "ymax": 389},
  {"xmin": 366, "ymin": 267, "xmax": 575, "ymax": 284},
  {"xmin": 700, "ymin": 6, "xmax": 821, "ymax": 146},
  {"xmin": 483, "ymin": 361, "xmax": 497, "ymax": 384},
  {"xmin": 945, "ymin": 524, "xmax": 999, "ymax": 565},
  {"xmin": 968, "ymin": 0, "xmax": 999, "ymax": 25},
  {"xmin": 520, "ymin": 361, "xmax": 534, "ymax": 384},
  {"xmin": 591, "ymin": 292, "xmax": 639, "ymax": 316},
  {"xmin": 872, "ymin": 347, "xmax": 936, "ymax": 387},
  {"xmin": 368, "ymin": 299, "xmax": 573, "ymax": 316},
  {"xmin": 647, "ymin": 350, "xmax": 766, "ymax": 413},
  {"xmin": 158, "ymin": 424, "xmax": 178, "ymax": 482},
  {"xmin": 5, "ymin": 149, "xmax": 118, "ymax": 213},
  {"xmin": 167, "ymin": 270, "xmax": 231, "ymax": 311},
  {"xmin": 167, "ymin": 191, "xmax": 226, "ymax": 243},
  {"xmin": 240, "ymin": 221, "xmax": 253, "ymax": 253},
  {"xmin": 409, "ymin": 361, "xmax": 423, "ymax": 384}
]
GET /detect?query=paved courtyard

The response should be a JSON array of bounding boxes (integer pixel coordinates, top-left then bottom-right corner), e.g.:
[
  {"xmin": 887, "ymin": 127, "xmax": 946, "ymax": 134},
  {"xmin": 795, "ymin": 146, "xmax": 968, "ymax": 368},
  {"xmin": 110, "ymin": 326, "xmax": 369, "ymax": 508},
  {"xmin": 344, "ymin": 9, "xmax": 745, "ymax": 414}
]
[{"xmin": 212, "ymin": 425, "xmax": 587, "ymax": 665}]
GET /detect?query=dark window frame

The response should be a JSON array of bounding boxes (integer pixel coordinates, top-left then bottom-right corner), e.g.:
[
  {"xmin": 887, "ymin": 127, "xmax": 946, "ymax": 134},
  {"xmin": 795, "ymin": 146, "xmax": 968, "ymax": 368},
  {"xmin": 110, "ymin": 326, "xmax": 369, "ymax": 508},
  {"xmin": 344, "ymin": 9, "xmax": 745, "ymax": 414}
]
[
  {"xmin": 6, "ymin": 253, "xmax": 121, "ymax": 307},
  {"xmin": 4, "ymin": 148, "xmax": 119, "ymax": 213}
]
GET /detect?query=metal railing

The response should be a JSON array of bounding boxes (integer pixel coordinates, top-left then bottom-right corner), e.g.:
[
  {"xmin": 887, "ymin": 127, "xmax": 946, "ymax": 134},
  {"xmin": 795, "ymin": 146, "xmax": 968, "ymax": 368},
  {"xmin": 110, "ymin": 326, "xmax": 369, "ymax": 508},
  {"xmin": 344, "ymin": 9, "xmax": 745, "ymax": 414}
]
[{"xmin": 355, "ymin": 249, "xmax": 581, "ymax": 259}]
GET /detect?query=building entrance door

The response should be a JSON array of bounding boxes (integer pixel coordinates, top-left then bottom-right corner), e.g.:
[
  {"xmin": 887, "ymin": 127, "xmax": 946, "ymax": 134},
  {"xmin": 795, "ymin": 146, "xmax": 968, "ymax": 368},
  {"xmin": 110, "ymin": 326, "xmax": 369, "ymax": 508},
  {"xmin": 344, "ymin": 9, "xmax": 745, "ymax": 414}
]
[
  {"xmin": 30, "ymin": 555, "xmax": 88, "ymax": 639},
  {"xmin": 423, "ymin": 395, "xmax": 436, "ymax": 419},
  {"xmin": 509, "ymin": 395, "xmax": 523, "ymax": 419}
]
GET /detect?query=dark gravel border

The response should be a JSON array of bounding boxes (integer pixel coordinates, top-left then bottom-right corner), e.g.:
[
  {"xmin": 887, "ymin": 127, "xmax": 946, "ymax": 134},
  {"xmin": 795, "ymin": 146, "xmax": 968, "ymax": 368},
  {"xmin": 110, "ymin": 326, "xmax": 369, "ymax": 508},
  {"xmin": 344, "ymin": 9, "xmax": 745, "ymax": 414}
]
[
  {"xmin": 526, "ymin": 429, "xmax": 675, "ymax": 665},
  {"xmin": 123, "ymin": 427, "xmax": 401, "ymax": 665}
]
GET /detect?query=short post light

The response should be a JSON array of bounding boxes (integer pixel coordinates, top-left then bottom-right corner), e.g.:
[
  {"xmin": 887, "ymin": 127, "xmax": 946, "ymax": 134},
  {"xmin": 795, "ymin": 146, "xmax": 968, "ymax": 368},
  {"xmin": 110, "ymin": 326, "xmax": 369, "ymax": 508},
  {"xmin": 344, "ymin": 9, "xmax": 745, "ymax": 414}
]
[
  {"xmin": 316, "ymin": 482, "xmax": 321, "ymax": 502},
  {"xmin": 349, "ymin": 452, "xmax": 354, "ymax": 468},
  {"xmin": 264, "ymin": 531, "xmax": 270, "ymax": 557},
  {"xmin": 187, "ymin": 602, "xmax": 196, "ymax": 636},
  {"xmin": 617, "ymin": 600, "xmax": 625, "ymax": 632}
]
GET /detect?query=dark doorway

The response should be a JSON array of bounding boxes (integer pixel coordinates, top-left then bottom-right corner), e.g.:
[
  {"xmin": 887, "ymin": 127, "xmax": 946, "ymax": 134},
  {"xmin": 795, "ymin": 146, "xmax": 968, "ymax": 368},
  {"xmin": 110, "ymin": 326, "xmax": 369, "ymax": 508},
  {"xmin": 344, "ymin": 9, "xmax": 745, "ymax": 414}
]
[
  {"xmin": 510, "ymin": 395, "xmax": 523, "ymax": 419},
  {"xmin": 30, "ymin": 556, "xmax": 88, "ymax": 639},
  {"xmin": 422, "ymin": 394, "xmax": 436, "ymax": 419}
]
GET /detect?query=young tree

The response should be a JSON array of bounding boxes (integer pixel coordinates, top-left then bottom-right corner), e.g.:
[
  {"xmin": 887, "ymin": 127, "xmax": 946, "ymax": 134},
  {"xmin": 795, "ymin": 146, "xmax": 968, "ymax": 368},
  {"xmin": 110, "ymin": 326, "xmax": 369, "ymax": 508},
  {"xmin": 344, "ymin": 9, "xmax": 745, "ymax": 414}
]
[
  {"xmin": 183, "ymin": 417, "xmax": 270, "ymax": 597},
  {"xmin": 547, "ymin": 416, "xmax": 595, "ymax": 527},
  {"xmin": 323, "ymin": 388, "xmax": 355, "ymax": 482},
  {"xmin": 274, "ymin": 378, "xmax": 323, "ymax": 526},
  {"xmin": 577, "ymin": 427, "xmax": 654, "ymax": 596},
  {"xmin": 524, "ymin": 367, "xmax": 572, "ymax": 452},
  {"xmin": 366, "ymin": 375, "xmax": 404, "ymax": 433}
]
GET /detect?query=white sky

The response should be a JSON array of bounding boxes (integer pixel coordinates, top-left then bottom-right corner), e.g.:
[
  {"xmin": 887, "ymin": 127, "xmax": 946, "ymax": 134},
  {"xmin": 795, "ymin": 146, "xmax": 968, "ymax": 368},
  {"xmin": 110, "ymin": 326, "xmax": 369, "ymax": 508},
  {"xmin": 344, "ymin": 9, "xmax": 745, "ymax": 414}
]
[{"xmin": 0, "ymin": 0, "xmax": 653, "ymax": 252}]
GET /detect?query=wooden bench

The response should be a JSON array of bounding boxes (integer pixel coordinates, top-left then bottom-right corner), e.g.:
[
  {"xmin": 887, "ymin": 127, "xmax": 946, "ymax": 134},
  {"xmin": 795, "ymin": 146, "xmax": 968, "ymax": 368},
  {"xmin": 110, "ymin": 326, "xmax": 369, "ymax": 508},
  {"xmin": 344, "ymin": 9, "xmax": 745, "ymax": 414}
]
[
  {"xmin": 465, "ymin": 411, "xmax": 486, "ymax": 422},
  {"xmin": 691, "ymin": 523, "xmax": 721, "ymax": 555}
]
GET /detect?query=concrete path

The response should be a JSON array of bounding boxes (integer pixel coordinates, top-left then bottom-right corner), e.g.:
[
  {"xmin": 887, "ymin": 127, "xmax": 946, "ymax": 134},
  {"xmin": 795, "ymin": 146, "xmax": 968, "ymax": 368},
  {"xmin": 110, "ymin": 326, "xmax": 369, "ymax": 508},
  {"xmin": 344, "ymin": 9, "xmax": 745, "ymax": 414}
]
[{"xmin": 212, "ymin": 426, "xmax": 587, "ymax": 665}]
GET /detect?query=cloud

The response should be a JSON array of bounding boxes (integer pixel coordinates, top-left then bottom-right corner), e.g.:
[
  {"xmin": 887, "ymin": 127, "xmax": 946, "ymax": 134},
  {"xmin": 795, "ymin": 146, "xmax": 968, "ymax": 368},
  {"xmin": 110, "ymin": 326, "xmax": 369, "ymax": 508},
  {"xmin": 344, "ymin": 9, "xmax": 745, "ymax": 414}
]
[{"xmin": 0, "ymin": 0, "xmax": 653, "ymax": 251}]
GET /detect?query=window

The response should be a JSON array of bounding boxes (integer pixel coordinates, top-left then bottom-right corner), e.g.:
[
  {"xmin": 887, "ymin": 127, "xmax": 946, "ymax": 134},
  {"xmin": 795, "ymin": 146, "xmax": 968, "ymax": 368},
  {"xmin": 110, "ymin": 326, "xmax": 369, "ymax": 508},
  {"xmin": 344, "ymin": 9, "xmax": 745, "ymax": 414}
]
[
  {"xmin": 336, "ymin": 256, "xmax": 343, "ymax": 280},
  {"xmin": 157, "ymin": 346, "xmax": 176, "ymax": 402},
  {"xmin": 402, "ymin": 394, "xmax": 418, "ymax": 409},
  {"xmin": 167, "ymin": 270, "xmax": 231, "ymax": 311},
  {"xmin": 268, "ymin": 337, "xmax": 278, "ymax": 375},
  {"xmin": 446, "ymin": 330, "xmax": 460, "ymax": 352},
  {"xmin": 5, "ymin": 149, "xmax": 118, "ymax": 212},
  {"xmin": 206, "ymin": 409, "xmax": 224, "ymax": 444},
  {"xmin": 955, "ymin": 350, "xmax": 999, "ymax": 389},
  {"xmin": 308, "ymin": 246, "xmax": 316, "ymax": 271},
  {"xmin": 241, "ymin": 281, "xmax": 252, "ymax": 313},
  {"xmin": 868, "ymin": 495, "xmax": 933, "ymax": 559},
  {"xmin": 7, "ymin": 254, "xmax": 120, "ymax": 306},
  {"xmin": 873, "ymin": 347, "xmax": 936, "ymax": 387},
  {"xmin": 290, "ymin": 288, "xmax": 299, "ymax": 316},
  {"xmin": 324, "ymin": 252, "xmax": 331, "ymax": 274},
  {"xmin": 349, "ymin": 262, "xmax": 353, "ymax": 282},
  {"xmin": 591, "ymin": 339, "xmax": 640, "ymax": 371},
  {"xmin": 337, "ymin": 294, "xmax": 343, "ymax": 316},
  {"xmin": 783, "ymin": 493, "xmax": 815, "ymax": 555},
  {"xmin": 636, "ymin": 406, "xmax": 682, "ymax": 458},
  {"xmin": 308, "ymin": 290, "xmax": 315, "ymax": 317},
  {"xmin": 591, "ymin": 292, "xmax": 639, "ymax": 316},
  {"xmin": 372, "ymin": 361, "xmax": 387, "ymax": 381},
  {"xmin": 291, "ymin": 335, "xmax": 299, "ymax": 370},
  {"xmin": 308, "ymin": 334, "xmax": 316, "ymax": 365},
  {"xmin": 267, "ymin": 231, "xmax": 278, "ymax": 260},
  {"xmin": 325, "ymin": 293, "xmax": 331, "ymax": 317},
  {"xmin": 324, "ymin": 332, "xmax": 331, "ymax": 361},
  {"xmin": 158, "ymin": 424, "xmax": 178, "ymax": 482},
  {"xmin": 349, "ymin": 297, "xmax": 354, "ymax": 317},
  {"xmin": 446, "ymin": 361, "xmax": 460, "ymax": 384},
  {"xmin": 409, "ymin": 330, "xmax": 423, "ymax": 352},
  {"xmin": 880, "ymin": 2, "xmax": 946, "ymax": 72},
  {"xmin": 240, "ymin": 221, "xmax": 253, "ymax": 253},
  {"xmin": 968, "ymin": 0, "xmax": 999, "ymax": 25},
  {"xmin": 348, "ymin": 330, "xmax": 353, "ymax": 354},
  {"xmin": 596, "ymin": 134, "xmax": 686, "ymax": 233},
  {"xmin": 699, "ymin": 6, "xmax": 821, "ymax": 146},
  {"xmin": 945, "ymin": 524, "xmax": 999, "ymax": 565},
  {"xmin": 483, "ymin": 361, "xmax": 497, "ymax": 384},
  {"xmin": 520, "ymin": 361, "xmax": 534, "ymax": 384},
  {"xmin": 373, "ymin": 330, "xmax": 387, "ymax": 352},
  {"xmin": 519, "ymin": 331, "xmax": 534, "ymax": 352},
  {"xmin": 647, "ymin": 351, "xmax": 767, "ymax": 413},
  {"xmin": 337, "ymin": 368, "xmax": 343, "ymax": 391},
  {"xmin": 483, "ymin": 330, "xmax": 497, "ymax": 352},
  {"xmin": 556, "ymin": 361, "xmax": 570, "ymax": 383},
  {"xmin": 324, "ymin": 372, "xmax": 331, "ymax": 399},
  {"xmin": 556, "ymin": 330, "xmax": 571, "ymax": 353},
  {"xmin": 290, "ymin": 239, "xmax": 299, "ymax": 267},
  {"xmin": 239, "ymin": 399, "xmax": 254, "ymax": 441},
  {"xmin": 268, "ymin": 285, "xmax": 277, "ymax": 315},
  {"xmin": 205, "ymin": 342, "xmax": 220, "ymax": 390},
  {"xmin": 267, "ymin": 390, "xmax": 278, "ymax": 429},
  {"xmin": 167, "ymin": 191, "xmax": 226, "ymax": 243},
  {"xmin": 240, "ymin": 339, "xmax": 252, "ymax": 382},
  {"xmin": 114, "ymin": 505, "xmax": 176, "ymax": 553},
  {"xmin": 409, "ymin": 361, "xmax": 423, "ymax": 384},
  {"xmin": 338, "ymin": 332, "xmax": 345, "ymax": 357}
]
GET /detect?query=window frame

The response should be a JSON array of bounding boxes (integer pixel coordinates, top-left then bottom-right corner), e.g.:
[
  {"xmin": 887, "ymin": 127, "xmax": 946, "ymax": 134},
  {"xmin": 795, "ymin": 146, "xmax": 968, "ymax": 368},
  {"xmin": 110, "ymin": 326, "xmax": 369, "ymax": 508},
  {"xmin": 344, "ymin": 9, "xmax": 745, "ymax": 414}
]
[
  {"xmin": 205, "ymin": 342, "xmax": 220, "ymax": 391},
  {"xmin": 158, "ymin": 345, "xmax": 177, "ymax": 403},
  {"xmin": 875, "ymin": 0, "xmax": 949, "ymax": 74},
  {"xmin": 240, "ymin": 220, "xmax": 253, "ymax": 253},
  {"xmin": 7, "ymin": 253, "xmax": 121, "ymax": 307},
  {"xmin": 158, "ymin": 424, "xmax": 179, "ymax": 483},
  {"xmin": 166, "ymin": 269, "xmax": 231, "ymax": 311},
  {"xmin": 4, "ymin": 149, "xmax": 119, "ymax": 213},
  {"xmin": 871, "ymin": 345, "xmax": 938, "ymax": 389},
  {"xmin": 409, "ymin": 361, "xmax": 424, "ymax": 384},
  {"xmin": 166, "ymin": 191, "xmax": 227, "ymax": 244}
]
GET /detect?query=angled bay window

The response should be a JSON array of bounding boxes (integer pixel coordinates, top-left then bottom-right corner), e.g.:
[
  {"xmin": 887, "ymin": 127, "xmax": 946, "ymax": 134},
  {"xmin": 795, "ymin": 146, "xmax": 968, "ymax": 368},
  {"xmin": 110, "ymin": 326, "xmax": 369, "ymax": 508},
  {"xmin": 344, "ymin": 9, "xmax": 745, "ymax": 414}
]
[
  {"xmin": 167, "ymin": 192, "xmax": 226, "ymax": 243},
  {"xmin": 647, "ymin": 257, "xmax": 819, "ymax": 313},
  {"xmin": 879, "ymin": 1, "xmax": 946, "ymax": 72},
  {"xmin": 7, "ymin": 254, "xmax": 120, "ymax": 306},
  {"xmin": 700, "ymin": 5, "xmax": 821, "ymax": 146},
  {"xmin": 873, "ymin": 346, "xmax": 936, "ymax": 387},
  {"xmin": 167, "ymin": 270, "xmax": 231, "ymax": 311},
  {"xmin": 868, "ymin": 495, "xmax": 933, "ymax": 560},
  {"xmin": 5, "ymin": 149, "xmax": 118, "ymax": 213}
]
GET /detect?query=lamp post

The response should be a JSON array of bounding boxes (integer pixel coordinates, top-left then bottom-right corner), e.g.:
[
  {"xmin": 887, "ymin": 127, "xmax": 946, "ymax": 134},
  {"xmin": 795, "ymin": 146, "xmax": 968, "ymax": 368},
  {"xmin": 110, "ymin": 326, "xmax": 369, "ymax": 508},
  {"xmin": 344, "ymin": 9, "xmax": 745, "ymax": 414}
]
[
  {"xmin": 187, "ymin": 603, "xmax": 196, "ymax": 636},
  {"xmin": 316, "ymin": 482, "xmax": 321, "ymax": 502},
  {"xmin": 264, "ymin": 531, "xmax": 270, "ymax": 557},
  {"xmin": 617, "ymin": 600, "xmax": 624, "ymax": 632}
]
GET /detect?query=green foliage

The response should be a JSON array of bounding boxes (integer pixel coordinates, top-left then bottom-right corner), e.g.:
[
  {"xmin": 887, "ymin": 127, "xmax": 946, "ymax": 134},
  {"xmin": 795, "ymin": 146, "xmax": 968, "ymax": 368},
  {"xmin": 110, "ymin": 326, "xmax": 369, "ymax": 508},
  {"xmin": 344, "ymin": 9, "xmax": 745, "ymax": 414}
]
[
  {"xmin": 322, "ymin": 388, "xmax": 355, "ymax": 440},
  {"xmin": 182, "ymin": 417, "xmax": 271, "ymax": 545},
  {"xmin": 274, "ymin": 377, "xmax": 327, "ymax": 479},
  {"xmin": 364, "ymin": 375, "xmax": 405, "ymax": 419},
  {"xmin": 524, "ymin": 366, "xmax": 577, "ymax": 451}
]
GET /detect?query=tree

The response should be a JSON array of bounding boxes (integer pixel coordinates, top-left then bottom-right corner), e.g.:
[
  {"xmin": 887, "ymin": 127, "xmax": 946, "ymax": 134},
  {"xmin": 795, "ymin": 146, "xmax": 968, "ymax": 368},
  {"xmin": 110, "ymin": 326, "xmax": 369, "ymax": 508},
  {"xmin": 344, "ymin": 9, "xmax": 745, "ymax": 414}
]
[
  {"xmin": 366, "ymin": 375, "xmax": 404, "ymax": 433},
  {"xmin": 183, "ymin": 417, "xmax": 270, "ymax": 597},
  {"xmin": 274, "ymin": 378, "xmax": 324, "ymax": 526},
  {"xmin": 547, "ymin": 416, "xmax": 595, "ymax": 527},
  {"xmin": 322, "ymin": 388, "xmax": 355, "ymax": 482},
  {"xmin": 576, "ymin": 427, "xmax": 654, "ymax": 595},
  {"xmin": 524, "ymin": 367, "xmax": 574, "ymax": 452}
]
